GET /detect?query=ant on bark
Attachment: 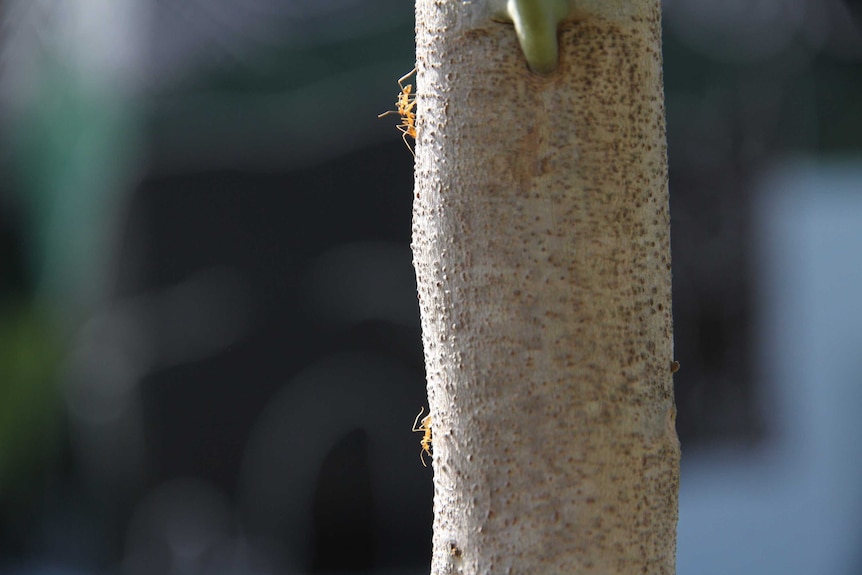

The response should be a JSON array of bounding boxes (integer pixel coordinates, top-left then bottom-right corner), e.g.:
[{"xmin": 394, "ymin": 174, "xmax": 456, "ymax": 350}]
[
  {"xmin": 412, "ymin": 406, "xmax": 432, "ymax": 467},
  {"xmin": 378, "ymin": 68, "xmax": 417, "ymax": 156}
]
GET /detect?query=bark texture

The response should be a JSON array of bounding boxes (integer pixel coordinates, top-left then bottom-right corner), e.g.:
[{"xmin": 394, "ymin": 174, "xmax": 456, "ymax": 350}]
[{"xmin": 412, "ymin": 1, "xmax": 679, "ymax": 574}]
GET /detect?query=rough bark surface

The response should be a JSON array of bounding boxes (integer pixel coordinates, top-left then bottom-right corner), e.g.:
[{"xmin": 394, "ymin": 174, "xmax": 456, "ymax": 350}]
[{"xmin": 411, "ymin": 1, "xmax": 679, "ymax": 574}]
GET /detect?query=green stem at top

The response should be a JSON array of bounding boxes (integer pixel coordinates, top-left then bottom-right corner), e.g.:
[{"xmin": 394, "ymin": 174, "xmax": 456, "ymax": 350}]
[{"xmin": 506, "ymin": 0, "xmax": 569, "ymax": 74}]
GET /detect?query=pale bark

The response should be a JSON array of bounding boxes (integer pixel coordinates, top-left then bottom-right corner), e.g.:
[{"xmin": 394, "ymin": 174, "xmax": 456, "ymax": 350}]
[{"xmin": 411, "ymin": 1, "xmax": 679, "ymax": 574}]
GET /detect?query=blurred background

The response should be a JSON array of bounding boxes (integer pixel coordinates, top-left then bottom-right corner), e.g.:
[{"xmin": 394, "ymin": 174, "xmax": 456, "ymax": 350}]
[{"xmin": 0, "ymin": 1, "xmax": 860, "ymax": 574}]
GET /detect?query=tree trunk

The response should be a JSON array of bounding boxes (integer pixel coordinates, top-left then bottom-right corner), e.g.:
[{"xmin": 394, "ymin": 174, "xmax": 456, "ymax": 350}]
[{"xmin": 411, "ymin": 1, "xmax": 679, "ymax": 574}]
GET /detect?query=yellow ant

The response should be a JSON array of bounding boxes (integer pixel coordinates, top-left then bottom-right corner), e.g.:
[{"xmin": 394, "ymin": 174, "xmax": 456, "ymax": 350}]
[
  {"xmin": 412, "ymin": 406, "xmax": 432, "ymax": 467},
  {"xmin": 378, "ymin": 67, "xmax": 417, "ymax": 156}
]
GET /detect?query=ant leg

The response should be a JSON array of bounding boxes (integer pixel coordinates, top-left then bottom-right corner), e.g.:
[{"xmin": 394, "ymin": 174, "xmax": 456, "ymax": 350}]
[
  {"xmin": 412, "ymin": 406, "xmax": 425, "ymax": 432},
  {"xmin": 397, "ymin": 67, "xmax": 417, "ymax": 89},
  {"xmin": 402, "ymin": 131, "xmax": 415, "ymax": 157}
]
